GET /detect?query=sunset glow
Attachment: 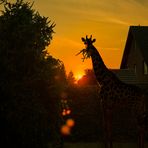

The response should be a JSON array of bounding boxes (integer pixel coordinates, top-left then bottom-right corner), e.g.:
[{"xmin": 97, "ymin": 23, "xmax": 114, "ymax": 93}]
[
  {"xmin": 75, "ymin": 73, "xmax": 83, "ymax": 81},
  {"xmin": 27, "ymin": 0, "xmax": 148, "ymax": 74}
]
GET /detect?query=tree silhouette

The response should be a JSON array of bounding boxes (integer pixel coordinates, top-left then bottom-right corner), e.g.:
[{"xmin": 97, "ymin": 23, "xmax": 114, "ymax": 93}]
[
  {"xmin": 67, "ymin": 71, "xmax": 76, "ymax": 86},
  {"xmin": 0, "ymin": 1, "xmax": 66, "ymax": 148}
]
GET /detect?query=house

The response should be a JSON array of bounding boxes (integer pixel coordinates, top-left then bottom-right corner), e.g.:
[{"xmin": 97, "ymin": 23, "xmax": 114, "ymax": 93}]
[
  {"xmin": 111, "ymin": 69, "xmax": 138, "ymax": 84},
  {"xmin": 120, "ymin": 26, "xmax": 148, "ymax": 85}
]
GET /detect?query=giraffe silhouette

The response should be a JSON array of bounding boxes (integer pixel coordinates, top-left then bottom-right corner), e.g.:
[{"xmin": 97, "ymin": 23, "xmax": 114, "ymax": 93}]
[{"xmin": 79, "ymin": 35, "xmax": 147, "ymax": 148}]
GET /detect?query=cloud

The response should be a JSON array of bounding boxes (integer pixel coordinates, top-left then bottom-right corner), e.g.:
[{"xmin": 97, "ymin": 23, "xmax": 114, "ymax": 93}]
[
  {"xmin": 34, "ymin": 0, "xmax": 148, "ymax": 27},
  {"xmin": 133, "ymin": 0, "xmax": 148, "ymax": 5},
  {"xmin": 107, "ymin": 18, "xmax": 130, "ymax": 26}
]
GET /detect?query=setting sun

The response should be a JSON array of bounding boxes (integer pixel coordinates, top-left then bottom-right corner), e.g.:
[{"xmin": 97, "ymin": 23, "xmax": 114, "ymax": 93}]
[{"xmin": 75, "ymin": 73, "xmax": 83, "ymax": 81}]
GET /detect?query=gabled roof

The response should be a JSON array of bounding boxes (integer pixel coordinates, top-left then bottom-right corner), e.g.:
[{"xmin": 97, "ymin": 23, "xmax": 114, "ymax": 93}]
[
  {"xmin": 120, "ymin": 26, "xmax": 148, "ymax": 68},
  {"xmin": 111, "ymin": 69, "xmax": 138, "ymax": 84}
]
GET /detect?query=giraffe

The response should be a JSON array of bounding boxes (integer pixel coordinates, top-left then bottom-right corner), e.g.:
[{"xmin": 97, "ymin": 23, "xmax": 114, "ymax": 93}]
[{"xmin": 77, "ymin": 35, "xmax": 147, "ymax": 148}]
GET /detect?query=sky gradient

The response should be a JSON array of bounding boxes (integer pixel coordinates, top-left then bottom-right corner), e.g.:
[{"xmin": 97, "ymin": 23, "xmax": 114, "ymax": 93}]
[{"xmin": 5, "ymin": 0, "xmax": 148, "ymax": 76}]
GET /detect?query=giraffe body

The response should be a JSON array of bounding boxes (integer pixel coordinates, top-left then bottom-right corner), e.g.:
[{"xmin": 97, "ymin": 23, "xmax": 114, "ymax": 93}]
[{"xmin": 80, "ymin": 35, "xmax": 147, "ymax": 148}]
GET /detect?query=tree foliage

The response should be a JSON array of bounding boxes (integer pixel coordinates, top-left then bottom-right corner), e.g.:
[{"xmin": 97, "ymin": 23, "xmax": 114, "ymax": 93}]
[
  {"xmin": 0, "ymin": 0, "xmax": 55, "ymax": 80},
  {"xmin": 67, "ymin": 71, "xmax": 76, "ymax": 86},
  {"xmin": 0, "ymin": 0, "xmax": 66, "ymax": 148}
]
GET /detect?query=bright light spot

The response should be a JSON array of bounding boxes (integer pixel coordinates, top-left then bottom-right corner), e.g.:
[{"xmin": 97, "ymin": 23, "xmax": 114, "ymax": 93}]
[
  {"xmin": 66, "ymin": 109, "xmax": 71, "ymax": 115},
  {"xmin": 62, "ymin": 109, "xmax": 71, "ymax": 116},
  {"xmin": 75, "ymin": 73, "xmax": 84, "ymax": 84},
  {"xmin": 62, "ymin": 109, "xmax": 67, "ymax": 116},
  {"xmin": 60, "ymin": 125, "xmax": 71, "ymax": 135},
  {"xmin": 75, "ymin": 74, "xmax": 83, "ymax": 81},
  {"xmin": 66, "ymin": 118, "xmax": 75, "ymax": 127}
]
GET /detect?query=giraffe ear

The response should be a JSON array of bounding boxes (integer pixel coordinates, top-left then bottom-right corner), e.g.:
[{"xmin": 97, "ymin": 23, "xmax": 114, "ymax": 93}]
[
  {"xmin": 92, "ymin": 39, "xmax": 96, "ymax": 43},
  {"xmin": 81, "ymin": 37, "xmax": 85, "ymax": 42}
]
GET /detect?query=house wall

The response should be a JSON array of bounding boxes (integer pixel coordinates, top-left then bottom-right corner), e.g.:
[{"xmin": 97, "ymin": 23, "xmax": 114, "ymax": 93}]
[{"xmin": 126, "ymin": 39, "xmax": 148, "ymax": 83}]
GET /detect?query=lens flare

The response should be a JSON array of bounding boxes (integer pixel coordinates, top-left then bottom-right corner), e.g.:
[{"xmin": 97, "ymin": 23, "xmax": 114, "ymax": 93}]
[
  {"xmin": 60, "ymin": 125, "xmax": 71, "ymax": 135},
  {"xmin": 66, "ymin": 109, "xmax": 71, "ymax": 115},
  {"xmin": 66, "ymin": 118, "xmax": 75, "ymax": 127},
  {"xmin": 62, "ymin": 109, "xmax": 66, "ymax": 116}
]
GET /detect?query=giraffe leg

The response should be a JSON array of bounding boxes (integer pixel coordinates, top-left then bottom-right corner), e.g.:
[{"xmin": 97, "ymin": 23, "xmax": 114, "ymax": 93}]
[{"xmin": 103, "ymin": 109, "xmax": 113, "ymax": 148}]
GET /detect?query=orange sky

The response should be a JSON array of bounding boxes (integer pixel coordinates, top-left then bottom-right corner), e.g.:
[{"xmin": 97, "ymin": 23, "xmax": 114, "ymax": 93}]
[{"xmin": 3, "ymin": 0, "xmax": 148, "ymax": 76}]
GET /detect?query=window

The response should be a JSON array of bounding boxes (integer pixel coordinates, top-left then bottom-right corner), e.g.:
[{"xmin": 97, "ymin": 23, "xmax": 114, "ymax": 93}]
[{"xmin": 143, "ymin": 61, "xmax": 148, "ymax": 75}]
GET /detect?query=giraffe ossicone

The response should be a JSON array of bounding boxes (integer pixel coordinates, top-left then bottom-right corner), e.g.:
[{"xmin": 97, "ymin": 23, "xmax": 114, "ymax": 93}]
[{"xmin": 81, "ymin": 35, "xmax": 96, "ymax": 45}]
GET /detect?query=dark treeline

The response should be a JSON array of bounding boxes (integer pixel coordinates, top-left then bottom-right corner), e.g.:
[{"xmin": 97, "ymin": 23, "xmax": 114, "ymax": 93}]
[{"xmin": 0, "ymin": 0, "xmax": 68, "ymax": 148}]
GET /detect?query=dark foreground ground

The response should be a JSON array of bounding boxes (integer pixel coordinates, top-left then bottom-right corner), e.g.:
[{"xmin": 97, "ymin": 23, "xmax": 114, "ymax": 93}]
[{"xmin": 48, "ymin": 142, "xmax": 148, "ymax": 148}]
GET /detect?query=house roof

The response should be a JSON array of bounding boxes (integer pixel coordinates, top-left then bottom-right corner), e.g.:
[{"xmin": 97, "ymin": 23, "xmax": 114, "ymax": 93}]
[
  {"xmin": 111, "ymin": 69, "xmax": 138, "ymax": 84},
  {"xmin": 120, "ymin": 26, "xmax": 148, "ymax": 68}
]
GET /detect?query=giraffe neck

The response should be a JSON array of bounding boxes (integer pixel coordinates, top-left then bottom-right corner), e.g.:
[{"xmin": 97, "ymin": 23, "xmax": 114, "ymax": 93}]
[{"xmin": 90, "ymin": 46, "xmax": 111, "ymax": 85}]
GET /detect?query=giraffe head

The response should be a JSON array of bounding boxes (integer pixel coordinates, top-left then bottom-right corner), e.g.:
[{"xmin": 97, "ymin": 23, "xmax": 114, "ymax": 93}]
[
  {"xmin": 81, "ymin": 35, "xmax": 96, "ymax": 59},
  {"xmin": 76, "ymin": 35, "xmax": 96, "ymax": 60}
]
